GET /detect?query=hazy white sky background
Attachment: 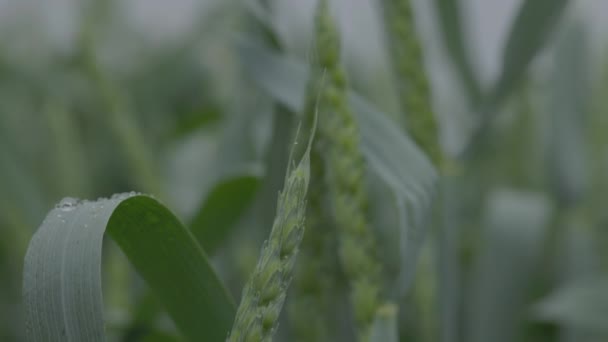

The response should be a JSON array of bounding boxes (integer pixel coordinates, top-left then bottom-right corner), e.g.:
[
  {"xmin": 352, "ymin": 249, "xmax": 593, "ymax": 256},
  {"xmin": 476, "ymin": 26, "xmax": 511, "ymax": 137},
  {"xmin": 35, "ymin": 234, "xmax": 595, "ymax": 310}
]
[
  {"xmin": 0, "ymin": 0, "xmax": 607, "ymax": 80},
  {"xmin": 1, "ymin": 0, "xmax": 606, "ymax": 155}
]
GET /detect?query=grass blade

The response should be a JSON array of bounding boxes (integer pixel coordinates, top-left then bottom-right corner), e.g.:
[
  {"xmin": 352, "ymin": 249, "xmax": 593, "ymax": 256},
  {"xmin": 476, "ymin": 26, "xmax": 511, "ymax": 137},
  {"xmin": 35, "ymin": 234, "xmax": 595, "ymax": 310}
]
[
  {"xmin": 23, "ymin": 194, "xmax": 235, "ymax": 342},
  {"xmin": 466, "ymin": 189, "xmax": 551, "ymax": 342},
  {"xmin": 190, "ymin": 174, "xmax": 262, "ymax": 254},
  {"xmin": 433, "ymin": 0, "xmax": 481, "ymax": 105},
  {"xmin": 462, "ymin": 0, "xmax": 570, "ymax": 156},
  {"xmin": 547, "ymin": 19, "xmax": 590, "ymax": 204},
  {"xmin": 490, "ymin": 0, "xmax": 569, "ymax": 107}
]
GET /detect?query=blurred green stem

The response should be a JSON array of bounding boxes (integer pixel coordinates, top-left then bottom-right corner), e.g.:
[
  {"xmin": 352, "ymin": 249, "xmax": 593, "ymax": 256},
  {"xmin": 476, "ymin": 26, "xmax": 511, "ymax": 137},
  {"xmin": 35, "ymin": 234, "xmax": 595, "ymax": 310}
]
[
  {"xmin": 44, "ymin": 101, "xmax": 90, "ymax": 197},
  {"xmin": 0, "ymin": 198, "xmax": 31, "ymax": 261},
  {"xmin": 81, "ymin": 34, "xmax": 163, "ymax": 198}
]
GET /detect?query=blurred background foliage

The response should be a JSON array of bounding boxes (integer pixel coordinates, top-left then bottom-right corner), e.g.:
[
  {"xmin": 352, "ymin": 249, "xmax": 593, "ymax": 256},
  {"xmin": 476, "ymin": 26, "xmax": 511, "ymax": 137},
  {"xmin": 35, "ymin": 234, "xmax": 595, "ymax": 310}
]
[{"xmin": 1, "ymin": 0, "xmax": 608, "ymax": 341}]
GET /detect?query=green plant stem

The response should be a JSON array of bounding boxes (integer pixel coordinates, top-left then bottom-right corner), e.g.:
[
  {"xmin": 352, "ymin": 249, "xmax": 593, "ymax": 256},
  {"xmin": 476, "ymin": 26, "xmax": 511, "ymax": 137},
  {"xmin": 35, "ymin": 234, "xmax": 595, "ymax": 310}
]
[
  {"xmin": 44, "ymin": 101, "xmax": 90, "ymax": 197},
  {"xmin": 80, "ymin": 27, "xmax": 163, "ymax": 198},
  {"xmin": 0, "ymin": 198, "xmax": 31, "ymax": 262}
]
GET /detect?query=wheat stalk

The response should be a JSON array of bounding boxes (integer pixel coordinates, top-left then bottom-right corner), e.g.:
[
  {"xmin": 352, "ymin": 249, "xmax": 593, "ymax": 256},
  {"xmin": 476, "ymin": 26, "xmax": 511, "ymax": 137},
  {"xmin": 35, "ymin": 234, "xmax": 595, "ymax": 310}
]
[
  {"xmin": 308, "ymin": 1, "xmax": 384, "ymax": 339},
  {"xmin": 380, "ymin": 0, "xmax": 441, "ymax": 165}
]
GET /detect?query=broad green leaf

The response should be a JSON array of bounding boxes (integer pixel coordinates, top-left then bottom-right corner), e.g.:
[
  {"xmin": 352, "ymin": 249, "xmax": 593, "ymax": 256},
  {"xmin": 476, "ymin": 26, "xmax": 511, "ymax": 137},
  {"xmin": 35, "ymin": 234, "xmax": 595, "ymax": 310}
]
[
  {"xmin": 467, "ymin": 189, "xmax": 552, "ymax": 342},
  {"xmin": 190, "ymin": 173, "xmax": 262, "ymax": 254},
  {"xmin": 433, "ymin": 0, "xmax": 481, "ymax": 105},
  {"xmin": 490, "ymin": 0, "xmax": 569, "ymax": 107},
  {"xmin": 23, "ymin": 194, "xmax": 235, "ymax": 342},
  {"xmin": 532, "ymin": 277, "xmax": 608, "ymax": 335}
]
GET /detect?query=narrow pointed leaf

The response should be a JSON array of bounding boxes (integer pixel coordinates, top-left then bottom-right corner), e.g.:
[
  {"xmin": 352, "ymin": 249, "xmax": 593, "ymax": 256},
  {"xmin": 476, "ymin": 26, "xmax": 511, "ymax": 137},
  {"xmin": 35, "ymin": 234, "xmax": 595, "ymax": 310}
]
[
  {"xmin": 433, "ymin": 0, "xmax": 481, "ymax": 104},
  {"xmin": 190, "ymin": 173, "xmax": 262, "ymax": 254},
  {"xmin": 547, "ymin": 20, "xmax": 590, "ymax": 204},
  {"xmin": 490, "ymin": 0, "xmax": 569, "ymax": 107}
]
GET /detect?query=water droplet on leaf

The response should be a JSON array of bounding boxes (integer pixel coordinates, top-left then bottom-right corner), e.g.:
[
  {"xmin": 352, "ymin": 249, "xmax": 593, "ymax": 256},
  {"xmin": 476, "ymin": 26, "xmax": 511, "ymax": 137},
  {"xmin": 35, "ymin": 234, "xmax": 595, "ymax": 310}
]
[{"xmin": 56, "ymin": 197, "xmax": 79, "ymax": 212}]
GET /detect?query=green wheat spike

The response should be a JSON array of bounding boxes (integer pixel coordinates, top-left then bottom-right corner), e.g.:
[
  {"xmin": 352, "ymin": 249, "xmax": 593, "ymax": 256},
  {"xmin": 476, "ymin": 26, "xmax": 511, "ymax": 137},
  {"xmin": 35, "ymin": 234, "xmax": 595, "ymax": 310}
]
[
  {"xmin": 227, "ymin": 126, "xmax": 314, "ymax": 342},
  {"xmin": 289, "ymin": 68, "xmax": 337, "ymax": 341},
  {"xmin": 310, "ymin": 1, "xmax": 384, "ymax": 340},
  {"xmin": 380, "ymin": 0, "xmax": 442, "ymax": 165}
]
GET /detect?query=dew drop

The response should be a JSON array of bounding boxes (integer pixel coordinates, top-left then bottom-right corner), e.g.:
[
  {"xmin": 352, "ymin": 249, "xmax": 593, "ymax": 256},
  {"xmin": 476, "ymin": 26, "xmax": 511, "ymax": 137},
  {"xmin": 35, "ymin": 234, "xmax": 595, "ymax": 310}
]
[
  {"xmin": 110, "ymin": 191, "xmax": 141, "ymax": 201},
  {"xmin": 56, "ymin": 197, "xmax": 80, "ymax": 212}
]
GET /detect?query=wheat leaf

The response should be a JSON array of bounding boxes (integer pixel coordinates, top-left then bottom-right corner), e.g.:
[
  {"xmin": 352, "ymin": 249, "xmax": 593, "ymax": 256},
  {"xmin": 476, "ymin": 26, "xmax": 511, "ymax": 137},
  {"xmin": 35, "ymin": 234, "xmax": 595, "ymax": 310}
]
[
  {"xmin": 190, "ymin": 173, "xmax": 262, "ymax": 254},
  {"xmin": 491, "ymin": 0, "xmax": 570, "ymax": 107},
  {"xmin": 23, "ymin": 194, "xmax": 235, "ymax": 342}
]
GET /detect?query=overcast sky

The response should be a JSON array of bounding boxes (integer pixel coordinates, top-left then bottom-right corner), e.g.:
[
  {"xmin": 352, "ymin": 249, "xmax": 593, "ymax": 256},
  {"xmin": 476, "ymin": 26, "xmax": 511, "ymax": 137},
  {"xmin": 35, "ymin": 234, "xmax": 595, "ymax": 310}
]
[
  {"xmin": 1, "ymin": 0, "xmax": 605, "ymax": 154},
  {"xmin": 1, "ymin": 0, "xmax": 607, "ymax": 80}
]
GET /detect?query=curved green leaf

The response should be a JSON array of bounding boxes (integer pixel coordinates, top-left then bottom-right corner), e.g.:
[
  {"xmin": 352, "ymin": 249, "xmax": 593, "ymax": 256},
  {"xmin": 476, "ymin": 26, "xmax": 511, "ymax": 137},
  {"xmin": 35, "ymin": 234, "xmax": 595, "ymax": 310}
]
[
  {"xmin": 23, "ymin": 194, "xmax": 235, "ymax": 342},
  {"xmin": 190, "ymin": 173, "xmax": 262, "ymax": 254}
]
